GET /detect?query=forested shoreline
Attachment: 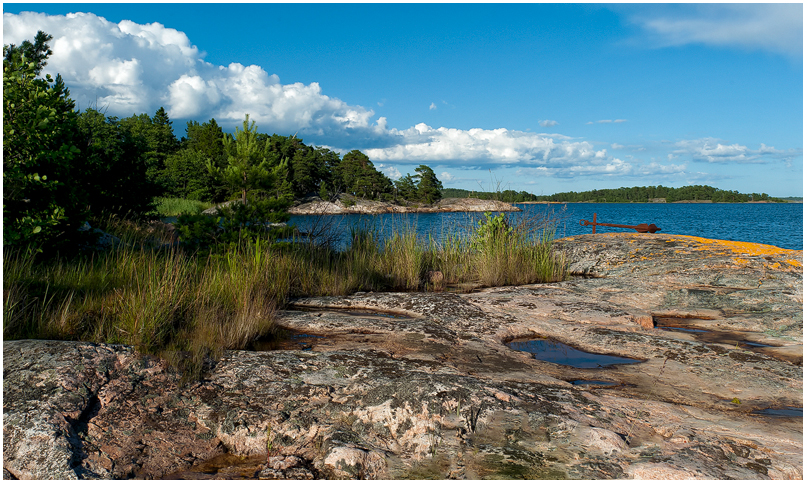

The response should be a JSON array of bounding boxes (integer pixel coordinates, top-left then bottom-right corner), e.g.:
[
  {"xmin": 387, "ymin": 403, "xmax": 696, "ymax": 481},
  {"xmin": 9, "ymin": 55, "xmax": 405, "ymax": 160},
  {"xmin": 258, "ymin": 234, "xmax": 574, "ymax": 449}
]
[
  {"xmin": 442, "ymin": 186, "xmax": 786, "ymax": 204},
  {"xmin": 4, "ymin": 31, "xmax": 446, "ymax": 254}
]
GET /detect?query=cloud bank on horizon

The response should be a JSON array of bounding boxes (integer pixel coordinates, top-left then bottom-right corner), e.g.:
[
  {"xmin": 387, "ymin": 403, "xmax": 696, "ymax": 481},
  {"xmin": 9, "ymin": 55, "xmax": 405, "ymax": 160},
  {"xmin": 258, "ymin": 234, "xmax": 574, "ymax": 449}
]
[{"xmin": 3, "ymin": 7, "xmax": 801, "ymax": 193}]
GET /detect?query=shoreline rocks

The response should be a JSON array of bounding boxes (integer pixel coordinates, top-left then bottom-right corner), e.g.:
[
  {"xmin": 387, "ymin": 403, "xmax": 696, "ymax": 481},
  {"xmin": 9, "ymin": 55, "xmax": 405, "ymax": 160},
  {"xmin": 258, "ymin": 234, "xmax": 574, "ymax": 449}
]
[
  {"xmin": 288, "ymin": 196, "xmax": 520, "ymax": 215},
  {"xmin": 4, "ymin": 233, "xmax": 802, "ymax": 479}
]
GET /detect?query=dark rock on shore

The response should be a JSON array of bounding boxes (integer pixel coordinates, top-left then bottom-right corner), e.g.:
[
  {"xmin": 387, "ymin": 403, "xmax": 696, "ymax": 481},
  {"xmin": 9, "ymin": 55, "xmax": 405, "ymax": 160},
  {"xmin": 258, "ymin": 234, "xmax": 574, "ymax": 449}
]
[{"xmin": 4, "ymin": 234, "xmax": 801, "ymax": 479}]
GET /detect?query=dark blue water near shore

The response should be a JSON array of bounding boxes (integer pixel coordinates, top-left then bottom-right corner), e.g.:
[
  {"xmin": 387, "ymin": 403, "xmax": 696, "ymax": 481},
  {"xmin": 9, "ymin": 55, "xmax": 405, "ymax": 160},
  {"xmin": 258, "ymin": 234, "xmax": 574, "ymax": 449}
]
[{"xmin": 288, "ymin": 202, "xmax": 803, "ymax": 250}]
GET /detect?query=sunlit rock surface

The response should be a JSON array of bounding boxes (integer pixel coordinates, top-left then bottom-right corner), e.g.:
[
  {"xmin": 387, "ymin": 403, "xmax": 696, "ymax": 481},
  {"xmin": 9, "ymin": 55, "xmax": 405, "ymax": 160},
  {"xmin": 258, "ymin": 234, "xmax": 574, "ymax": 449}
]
[
  {"xmin": 288, "ymin": 196, "xmax": 520, "ymax": 215},
  {"xmin": 4, "ymin": 233, "xmax": 801, "ymax": 479}
]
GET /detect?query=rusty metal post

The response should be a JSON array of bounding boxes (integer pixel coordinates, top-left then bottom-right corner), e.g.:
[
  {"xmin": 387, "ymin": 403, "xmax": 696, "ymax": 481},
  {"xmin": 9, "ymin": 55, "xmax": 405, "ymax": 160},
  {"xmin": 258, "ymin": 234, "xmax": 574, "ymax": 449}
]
[{"xmin": 580, "ymin": 214, "xmax": 661, "ymax": 234}]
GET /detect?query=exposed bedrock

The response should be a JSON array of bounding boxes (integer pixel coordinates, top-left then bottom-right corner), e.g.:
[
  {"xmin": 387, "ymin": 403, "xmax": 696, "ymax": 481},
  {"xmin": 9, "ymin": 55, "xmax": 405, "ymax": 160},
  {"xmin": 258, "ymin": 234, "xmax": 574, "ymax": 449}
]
[
  {"xmin": 4, "ymin": 234, "xmax": 802, "ymax": 479},
  {"xmin": 287, "ymin": 196, "xmax": 520, "ymax": 215}
]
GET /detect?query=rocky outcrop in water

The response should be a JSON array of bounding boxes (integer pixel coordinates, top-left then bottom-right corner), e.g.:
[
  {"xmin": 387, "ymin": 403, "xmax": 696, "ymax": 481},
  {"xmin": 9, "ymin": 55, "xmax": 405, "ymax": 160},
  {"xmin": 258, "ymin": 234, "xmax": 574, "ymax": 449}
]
[
  {"xmin": 3, "ymin": 233, "xmax": 801, "ymax": 479},
  {"xmin": 288, "ymin": 196, "xmax": 520, "ymax": 215}
]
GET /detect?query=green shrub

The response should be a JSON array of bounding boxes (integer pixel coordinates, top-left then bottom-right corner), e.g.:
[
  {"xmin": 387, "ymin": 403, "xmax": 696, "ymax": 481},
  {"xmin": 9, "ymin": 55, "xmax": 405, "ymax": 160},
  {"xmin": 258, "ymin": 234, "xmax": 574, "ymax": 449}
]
[{"xmin": 153, "ymin": 197, "xmax": 212, "ymax": 217}]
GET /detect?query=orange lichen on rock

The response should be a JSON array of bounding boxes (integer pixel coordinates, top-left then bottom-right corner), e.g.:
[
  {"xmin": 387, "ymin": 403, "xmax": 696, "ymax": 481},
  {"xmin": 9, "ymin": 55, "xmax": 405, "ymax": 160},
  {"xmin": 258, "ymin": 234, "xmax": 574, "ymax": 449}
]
[
  {"xmin": 672, "ymin": 235, "xmax": 799, "ymax": 257},
  {"xmin": 785, "ymin": 259, "xmax": 803, "ymax": 268}
]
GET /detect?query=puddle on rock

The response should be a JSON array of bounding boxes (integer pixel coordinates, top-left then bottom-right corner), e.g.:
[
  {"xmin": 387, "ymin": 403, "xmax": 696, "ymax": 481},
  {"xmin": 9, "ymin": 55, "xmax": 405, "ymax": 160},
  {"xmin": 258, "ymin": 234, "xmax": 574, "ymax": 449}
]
[
  {"xmin": 752, "ymin": 407, "xmax": 803, "ymax": 418},
  {"xmin": 656, "ymin": 319, "xmax": 780, "ymax": 350},
  {"xmin": 249, "ymin": 330, "xmax": 325, "ymax": 352},
  {"xmin": 507, "ymin": 338, "xmax": 642, "ymax": 368},
  {"xmin": 741, "ymin": 341, "xmax": 776, "ymax": 348}
]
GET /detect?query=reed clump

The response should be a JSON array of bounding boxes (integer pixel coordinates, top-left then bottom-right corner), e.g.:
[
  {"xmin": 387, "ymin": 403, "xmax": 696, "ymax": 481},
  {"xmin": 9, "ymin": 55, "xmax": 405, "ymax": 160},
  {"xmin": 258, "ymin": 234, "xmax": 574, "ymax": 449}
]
[{"xmin": 3, "ymin": 211, "xmax": 566, "ymax": 378}]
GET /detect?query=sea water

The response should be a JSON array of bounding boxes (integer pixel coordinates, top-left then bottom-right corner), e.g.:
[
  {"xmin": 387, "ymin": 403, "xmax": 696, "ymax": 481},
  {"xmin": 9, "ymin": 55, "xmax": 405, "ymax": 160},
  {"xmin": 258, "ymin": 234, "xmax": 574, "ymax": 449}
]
[{"xmin": 288, "ymin": 202, "xmax": 803, "ymax": 250}]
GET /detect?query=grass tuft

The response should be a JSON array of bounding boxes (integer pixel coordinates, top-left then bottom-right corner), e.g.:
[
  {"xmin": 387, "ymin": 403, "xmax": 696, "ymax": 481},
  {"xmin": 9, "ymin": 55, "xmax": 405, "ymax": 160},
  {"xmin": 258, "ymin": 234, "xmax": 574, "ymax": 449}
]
[{"xmin": 152, "ymin": 197, "xmax": 213, "ymax": 217}]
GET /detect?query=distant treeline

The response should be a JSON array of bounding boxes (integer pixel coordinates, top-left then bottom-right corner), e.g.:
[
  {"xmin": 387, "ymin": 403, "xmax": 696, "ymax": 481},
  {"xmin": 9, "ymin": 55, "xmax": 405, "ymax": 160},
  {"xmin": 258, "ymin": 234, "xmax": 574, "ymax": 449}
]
[
  {"xmin": 442, "ymin": 188, "xmax": 543, "ymax": 203},
  {"xmin": 442, "ymin": 186, "xmax": 784, "ymax": 203}
]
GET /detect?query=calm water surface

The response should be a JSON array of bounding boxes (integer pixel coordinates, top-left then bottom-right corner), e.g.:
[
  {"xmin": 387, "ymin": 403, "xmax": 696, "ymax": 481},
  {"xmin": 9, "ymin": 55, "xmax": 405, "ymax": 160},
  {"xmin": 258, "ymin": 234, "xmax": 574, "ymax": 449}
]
[{"xmin": 289, "ymin": 202, "xmax": 803, "ymax": 250}]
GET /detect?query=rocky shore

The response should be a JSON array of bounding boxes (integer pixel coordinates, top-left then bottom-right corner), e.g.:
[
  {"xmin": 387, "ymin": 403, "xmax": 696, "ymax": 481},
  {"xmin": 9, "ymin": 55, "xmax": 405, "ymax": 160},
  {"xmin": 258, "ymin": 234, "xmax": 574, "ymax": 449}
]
[
  {"xmin": 288, "ymin": 196, "xmax": 520, "ymax": 215},
  {"xmin": 4, "ymin": 233, "xmax": 802, "ymax": 479}
]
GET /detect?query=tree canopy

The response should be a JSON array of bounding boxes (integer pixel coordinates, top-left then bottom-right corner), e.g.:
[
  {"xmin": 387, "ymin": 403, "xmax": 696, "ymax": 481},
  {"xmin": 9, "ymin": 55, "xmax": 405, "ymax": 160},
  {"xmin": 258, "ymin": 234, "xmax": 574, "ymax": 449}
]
[
  {"xmin": 441, "ymin": 186, "xmax": 782, "ymax": 204},
  {"xmin": 337, "ymin": 150, "xmax": 393, "ymax": 200},
  {"xmin": 3, "ymin": 31, "xmax": 83, "ymax": 248}
]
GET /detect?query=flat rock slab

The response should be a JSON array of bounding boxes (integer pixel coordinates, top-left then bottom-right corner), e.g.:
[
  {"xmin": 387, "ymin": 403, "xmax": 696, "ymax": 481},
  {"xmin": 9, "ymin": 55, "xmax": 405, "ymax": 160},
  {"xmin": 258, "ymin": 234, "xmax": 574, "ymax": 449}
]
[{"xmin": 4, "ymin": 234, "xmax": 802, "ymax": 479}]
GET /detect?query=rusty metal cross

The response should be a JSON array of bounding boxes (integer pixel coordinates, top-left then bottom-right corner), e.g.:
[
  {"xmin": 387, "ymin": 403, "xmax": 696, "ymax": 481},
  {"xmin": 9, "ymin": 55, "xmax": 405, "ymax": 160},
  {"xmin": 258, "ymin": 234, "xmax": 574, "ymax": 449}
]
[{"xmin": 579, "ymin": 213, "xmax": 661, "ymax": 234}]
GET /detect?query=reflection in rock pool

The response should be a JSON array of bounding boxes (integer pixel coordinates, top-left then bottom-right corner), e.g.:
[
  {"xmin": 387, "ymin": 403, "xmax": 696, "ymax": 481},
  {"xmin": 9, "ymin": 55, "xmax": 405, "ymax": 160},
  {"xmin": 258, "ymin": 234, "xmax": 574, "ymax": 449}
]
[
  {"xmin": 250, "ymin": 332, "xmax": 325, "ymax": 352},
  {"xmin": 752, "ymin": 407, "xmax": 802, "ymax": 418},
  {"xmin": 507, "ymin": 338, "xmax": 641, "ymax": 368}
]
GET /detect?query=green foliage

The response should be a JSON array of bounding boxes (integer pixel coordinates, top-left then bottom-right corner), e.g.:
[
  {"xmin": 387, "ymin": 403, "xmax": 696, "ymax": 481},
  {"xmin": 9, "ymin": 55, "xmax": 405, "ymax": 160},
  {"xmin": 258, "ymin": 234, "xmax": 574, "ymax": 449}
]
[
  {"xmin": 443, "ymin": 185, "xmax": 784, "ymax": 203},
  {"xmin": 176, "ymin": 199, "xmax": 293, "ymax": 252},
  {"xmin": 394, "ymin": 174, "xmax": 418, "ymax": 201},
  {"xmin": 215, "ymin": 115, "xmax": 292, "ymax": 205},
  {"xmin": 162, "ymin": 119, "xmax": 227, "ymax": 201},
  {"xmin": 441, "ymin": 188, "xmax": 539, "ymax": 203},
  {"xmin": 473, "ymin": 212, "xmax": 513, "ymax": 250},
  {"xmin": 162, "ymin": 149, "xmax": 212, "ymax": 200},
  {"xmin": 337, "ymin": 150, "xmax": 393, "ymax": 199},
  {"xmin": 175, "ymin": 213, "xmax": 222, "ymax": 251},
  {"xmin": 414, "ymin": 165, "xmax": 443, "ymax": 204},
  {"xmin": 4, "ymin": 30, "xmax": 52, "ymax": 75},
  {"xmin": 76, "ymin": 108, "xmax": 159, "ymax": 215},
  {"xmin": 3, "ymin": 31, "xmax": 85, "ymax": 249},
  {"xmin": 153, "ymin": 197, "xmax": 212, "ymax": 217},
  {"xmin": 183, "ymin": 119, "xmax": 224, "ymax": 155},
  {"xmin": 533, "ymin": 185, "xmax": 781, "ymax": 203},
  {"xmin": 118, "ymin": 107, "xmax": 179, "ymax": 191},
  {"xmin": 175, "ymin": 116, "xmax": 294, "ymax": 251}
]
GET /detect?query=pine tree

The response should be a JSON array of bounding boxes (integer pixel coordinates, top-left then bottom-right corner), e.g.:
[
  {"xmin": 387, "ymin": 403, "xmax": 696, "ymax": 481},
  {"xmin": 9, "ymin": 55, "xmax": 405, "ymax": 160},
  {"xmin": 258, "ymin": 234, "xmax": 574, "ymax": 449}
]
[{"xmin": 414, "ymin": 165, "xmax": 443, "ymax": 204}]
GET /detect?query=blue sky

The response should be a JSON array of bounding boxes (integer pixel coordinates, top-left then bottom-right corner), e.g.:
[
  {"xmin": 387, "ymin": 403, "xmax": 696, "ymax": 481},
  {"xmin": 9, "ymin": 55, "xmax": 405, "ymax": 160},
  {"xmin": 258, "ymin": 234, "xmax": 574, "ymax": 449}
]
[{"xmin": 3, "ymin": 3, "xmax": 803, "ymax": 196}]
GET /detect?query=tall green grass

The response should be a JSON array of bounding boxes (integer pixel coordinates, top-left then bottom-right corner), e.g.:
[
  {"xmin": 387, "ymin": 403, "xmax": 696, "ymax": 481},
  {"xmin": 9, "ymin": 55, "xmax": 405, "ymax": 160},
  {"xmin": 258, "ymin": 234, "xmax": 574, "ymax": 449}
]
[
  {"xmin": 3, "ymin": 211, "xmax": 566, "ymax": 378},
  {"xmin": 152, "ymin": 197, "xmax": 213, "ymax": 217}
]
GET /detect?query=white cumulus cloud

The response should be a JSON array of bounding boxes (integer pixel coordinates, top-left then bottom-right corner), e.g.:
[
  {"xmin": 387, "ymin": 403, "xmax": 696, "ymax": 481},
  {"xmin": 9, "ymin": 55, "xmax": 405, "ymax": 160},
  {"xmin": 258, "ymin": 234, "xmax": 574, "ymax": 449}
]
[
  {"xmin": 539, "ymin": 119, "xmax": 558, "ymax": 127},
  {"xmin": 429, "ymin": 102, "xmax": 437, "ymax": 110},
  {"xmin": 376, "ymin": 163, "xmax": 402, "ymax": 180},
  {"xmin": 2, "ymin": 11, "xmax": 386, "ymax": 146},
  {"xmin": 363, "ymin": 123, "xmax": 610, "ymax": 170}
]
